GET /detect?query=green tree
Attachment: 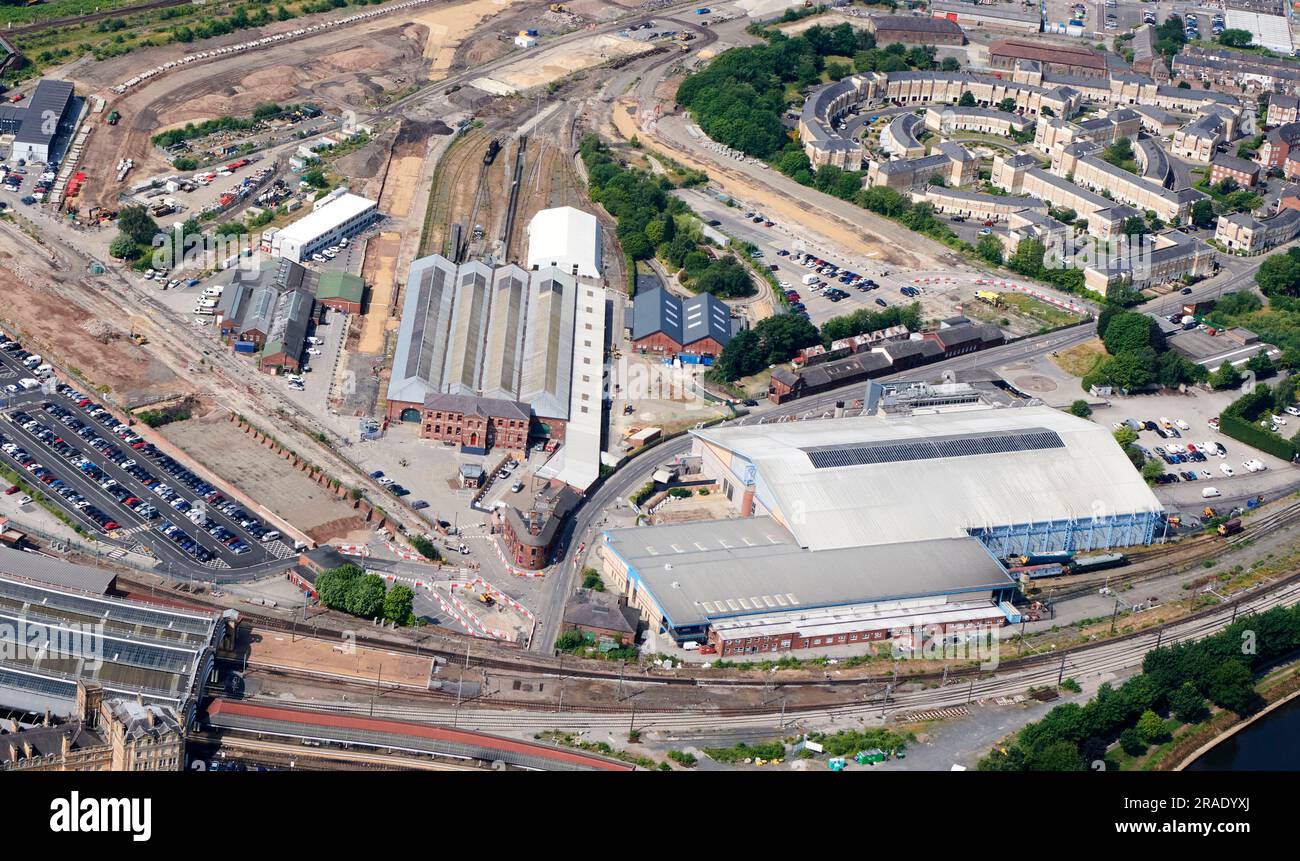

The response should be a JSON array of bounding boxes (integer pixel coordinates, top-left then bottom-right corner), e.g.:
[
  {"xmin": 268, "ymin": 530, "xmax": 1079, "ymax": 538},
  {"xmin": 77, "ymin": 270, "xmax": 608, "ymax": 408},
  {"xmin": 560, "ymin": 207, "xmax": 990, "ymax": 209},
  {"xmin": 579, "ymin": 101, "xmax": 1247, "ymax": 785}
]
[
  {"xmin": 109, "ymin": 234, "xmax": 141, "ymax": 260},
  {"xmin": 1102, "ymin": 310, "xmax": 1162, "ymax": 356},
  {"xmin": 940, "ymin": 56, "xmax": 961, "ymax": 71},
  {"xmin": 1007, "ymin": 238, "xmax": 1046, "ymax": 278},
  {"xmin": 1169, "ymin": 681, "xmax": 1208, "ymax": 724},
  {"xmin": 1119, "ymin": 727, "xmax": 1147, "ymax": 756},
  {"xmin": 1069, "ymin": 400, "xmax": 1092, "ymax": 418},
  {"xmin": 1113, "ymin": 426, "xmax": 1138, "ymax": 449},
  {"xmin": 117, "ymin": 205, "xmax": 160, "ymax": 245},
  {"xmin": 1255, "ymin": 247, "xmax": 1300, "ymax": 297},
  {"xmin": 1207, "ymin": 659, "xmax": 1259, "ymax": 716},
  {"xmin": 975, "ymin": 233, "xmax": 1004, "ymax": 265},
  {"xmin": 1209, "ymin": 361, "xmax": 1243, "ymax": 390},
  {"xmin": 997, "ymin": 97, "xmax": 1016, "ymax": 113},
  {"xmin": 1217, "ymin": 29, "xmax": 1252, "ymax": 48},
  {"xmin": 1136, "ymin": 709, "xmax": 1170, "ymax": 744},
  {"xmin": 315, "ymin": 563, "xmax": 364, "ymax": 610},
  {"xmin": 1027, "ymin": 740, "xmax": 1085, "ymax": 771},
  {"xmin": 690, "ymin": 256, "xmax": 756, "ymax": 298},
  {"xmin": 958, "ymin": 90, "xmax": 976, "ymax": 107},
  {"xmin": 345, "ymin": 573, "xmax": 387, "ymax": 618},
  {"xmin": 1190, "ymin": 198, "xmax": 1216, "ymax": 229},
  {"xmin": 382, "ymin": 584, "xmax": 415, "ymax": 625},
  {"xmin": 1140, "ymin": 457, "xmax": 1165, "ymax": 483}
]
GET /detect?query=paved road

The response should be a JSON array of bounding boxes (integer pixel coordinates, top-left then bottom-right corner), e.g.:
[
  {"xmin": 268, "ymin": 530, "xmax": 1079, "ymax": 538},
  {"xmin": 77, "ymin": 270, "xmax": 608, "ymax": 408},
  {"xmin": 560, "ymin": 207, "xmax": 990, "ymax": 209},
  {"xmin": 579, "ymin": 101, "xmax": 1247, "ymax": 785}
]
[{"xmin": 529, "ymin": 323, "xmax": 1099, "ymax": 653}]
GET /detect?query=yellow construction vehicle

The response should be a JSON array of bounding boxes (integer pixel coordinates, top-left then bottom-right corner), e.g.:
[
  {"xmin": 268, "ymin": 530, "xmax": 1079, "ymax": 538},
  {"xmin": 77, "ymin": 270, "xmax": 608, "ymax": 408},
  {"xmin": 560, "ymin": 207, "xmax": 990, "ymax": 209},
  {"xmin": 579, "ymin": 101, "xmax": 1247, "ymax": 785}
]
[
  {"xmin": 548, "ymin": 3, "xmax": 565, "ymax": 11},
  {"xmin": 129, "ymin": 316, "xmax": 149, "ymax": 346},
  {"xmin": 478, "ymin": 592, "xmax": 496, "ymax": 607}
]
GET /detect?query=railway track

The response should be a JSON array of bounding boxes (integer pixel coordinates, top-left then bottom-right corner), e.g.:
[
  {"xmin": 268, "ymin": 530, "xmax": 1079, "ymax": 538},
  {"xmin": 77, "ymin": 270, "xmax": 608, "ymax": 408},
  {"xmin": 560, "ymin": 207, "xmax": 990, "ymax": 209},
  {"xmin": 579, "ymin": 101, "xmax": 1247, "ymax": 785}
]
[
  {"xmin": 421, "ymin": 127, "xmax": 490, "ymax": 259},
  {"xmin": 239, "ymin": 575, "xmax": 1300, "ymax": 733},
  {"xmin": 1023, "ymin": 500, "xmax": 1300, "ymax": 607},
  {"xmin": 200, "ymin": 507, "xmax": 1300, "ymax": 711}
]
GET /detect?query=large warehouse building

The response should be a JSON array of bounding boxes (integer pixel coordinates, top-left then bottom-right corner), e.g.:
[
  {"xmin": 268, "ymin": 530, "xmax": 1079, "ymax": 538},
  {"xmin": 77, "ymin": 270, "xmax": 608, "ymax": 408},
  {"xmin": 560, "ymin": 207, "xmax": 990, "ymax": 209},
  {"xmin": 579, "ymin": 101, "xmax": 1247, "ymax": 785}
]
[
  {"xmin": 599, "ymin": 402, "xmax": 1164, "ymax": 650},
  {"xmin": 0, "ymin": 79, "xmax": 77, "ymax": 163},
  {"xmin": 386, "ymin": 207, "xmax": 608, "ymax": 487}
]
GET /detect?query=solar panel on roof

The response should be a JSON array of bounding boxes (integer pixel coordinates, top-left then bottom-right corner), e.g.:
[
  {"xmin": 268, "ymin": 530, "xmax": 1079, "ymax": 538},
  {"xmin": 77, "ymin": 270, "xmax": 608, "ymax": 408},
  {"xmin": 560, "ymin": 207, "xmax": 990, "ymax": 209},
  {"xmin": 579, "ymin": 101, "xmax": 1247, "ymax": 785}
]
[{"xmin": 805, "ymin": 428, "xmax": 1064, "ymax": 468}]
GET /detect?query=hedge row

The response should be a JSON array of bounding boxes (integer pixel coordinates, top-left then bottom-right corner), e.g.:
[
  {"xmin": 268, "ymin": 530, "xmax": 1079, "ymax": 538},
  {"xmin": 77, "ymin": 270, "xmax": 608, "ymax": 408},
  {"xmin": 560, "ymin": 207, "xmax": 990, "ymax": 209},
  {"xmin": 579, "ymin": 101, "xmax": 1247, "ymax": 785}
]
[{"xmin": 1219, "ymin": 412, "xmax": 1297, "ymax": 462}]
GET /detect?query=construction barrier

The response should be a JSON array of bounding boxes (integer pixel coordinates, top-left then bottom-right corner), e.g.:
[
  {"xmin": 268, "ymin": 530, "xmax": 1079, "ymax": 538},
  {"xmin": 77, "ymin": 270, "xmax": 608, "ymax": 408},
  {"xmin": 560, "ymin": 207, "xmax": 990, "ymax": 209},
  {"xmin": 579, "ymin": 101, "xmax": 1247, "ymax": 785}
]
[{"xmin": 334, "ymin": 543, "xmax": 370, "ymax": 558}]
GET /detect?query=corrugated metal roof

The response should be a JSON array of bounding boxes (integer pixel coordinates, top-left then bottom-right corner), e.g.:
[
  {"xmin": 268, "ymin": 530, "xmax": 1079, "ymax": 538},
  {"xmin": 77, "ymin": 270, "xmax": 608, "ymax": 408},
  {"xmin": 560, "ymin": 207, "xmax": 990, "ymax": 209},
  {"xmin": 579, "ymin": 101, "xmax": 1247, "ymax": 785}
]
[
  {"xmin": 603, "ymin": 518, "xmax": 1008, "ymax": 629},
  {"xmin": 690, "ymin": 406, "xmax": 1164, "ymax": 552},
  {"xmin": 0, "ymin": 548, "xmax": 115, "ymax": 594},
  {"xmin": 13, "ymin": 79, "xmax": 73, "ymax": 148},
  {"xmin": 519, "ymin": 266, "xmax": 576, "ymax": 420}
]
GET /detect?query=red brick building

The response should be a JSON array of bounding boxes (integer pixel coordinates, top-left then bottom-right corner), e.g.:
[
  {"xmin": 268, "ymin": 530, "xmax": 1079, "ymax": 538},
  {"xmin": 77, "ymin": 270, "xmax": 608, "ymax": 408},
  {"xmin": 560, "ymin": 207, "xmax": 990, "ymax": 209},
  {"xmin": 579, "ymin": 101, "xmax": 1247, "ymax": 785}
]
[
  {"xmin": 421, "ymin": 392, "xmax": 530, "ymax": 454},
  {"xmin": 630, "ymin": 287, "xmax": 735, "ymax": 357},
  {"xmin": 497, "ymin": 483, "xmax": 580, "ymax": 570},
  {"xmin": 1209, "ymin": 154, "xmax": 1260, "ymax": 188}
]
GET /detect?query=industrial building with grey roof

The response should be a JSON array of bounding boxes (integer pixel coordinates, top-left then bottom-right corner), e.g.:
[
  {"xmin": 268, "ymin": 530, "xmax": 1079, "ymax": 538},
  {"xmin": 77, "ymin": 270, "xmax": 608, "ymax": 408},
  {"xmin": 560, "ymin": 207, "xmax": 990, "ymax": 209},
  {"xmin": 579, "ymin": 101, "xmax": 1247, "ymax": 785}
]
[
  {"xmin": 0, "ymin": 564, "xmax": 225, "ymax": 721},
  {"xmin": 598, "ymin": 404, "xmax": 1165, "ymax": 648},
  {"xmin": 630, "ymin": 287, "xmax": 736, "ymax": 356},
  {"xmin": 386, "ymin": 254, "xmax": 594, "ymax": 424}
]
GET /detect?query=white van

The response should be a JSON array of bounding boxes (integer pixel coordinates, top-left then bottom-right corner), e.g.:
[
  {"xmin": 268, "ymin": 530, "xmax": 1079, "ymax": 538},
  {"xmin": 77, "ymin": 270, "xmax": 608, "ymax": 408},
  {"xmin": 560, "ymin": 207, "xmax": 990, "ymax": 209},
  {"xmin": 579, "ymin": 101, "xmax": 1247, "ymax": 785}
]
[
  {"xmin": 261, "ymin": 531, "xmax": 280, "ymax": 542},
  {"xmin": 1202, "ymin": 487, "xmax": 1221, "ymax": 498},
  {"xmin": 203, "ymin": 286, "xmax": 223, "ymax": 298},
  {"xmin": 35, "ymin": 363, "xmax": 52, "ymax": 376},
  {"xmin": 18, "ymin": 378, "xmax": 39, "ymax": 390},
  {"xmin": 23, "ymin": 354, "xmax": 41, "ymax": 368}
]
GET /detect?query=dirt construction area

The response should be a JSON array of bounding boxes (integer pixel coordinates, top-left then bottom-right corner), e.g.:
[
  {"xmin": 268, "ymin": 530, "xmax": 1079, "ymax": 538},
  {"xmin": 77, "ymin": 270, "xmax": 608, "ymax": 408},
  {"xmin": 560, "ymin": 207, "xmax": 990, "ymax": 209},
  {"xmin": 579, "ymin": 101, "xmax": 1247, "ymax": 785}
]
[
  {"xmin": 477, "ymin": 33, "xmax": 657, "ymax": 92},
  {"xmin": 158, "ymin": 411, "xmax": 370, "ymax": 543},
  {"xmin": 74, "ymin": 16, "xmax": 434, "ymax": 211},
  {"xmin": 249, "ymin": 630, "xmax": 434, "ymax": 689},
  {"xmin": 0, "ymin": 232, "xmax": 186, "ymax": 404}
]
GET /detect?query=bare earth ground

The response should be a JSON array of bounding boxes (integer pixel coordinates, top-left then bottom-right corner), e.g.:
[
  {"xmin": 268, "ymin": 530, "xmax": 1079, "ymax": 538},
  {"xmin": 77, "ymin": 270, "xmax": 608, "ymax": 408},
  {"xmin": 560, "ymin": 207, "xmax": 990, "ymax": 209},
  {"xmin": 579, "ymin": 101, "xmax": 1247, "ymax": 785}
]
[
  {"xmin": 158, "ymin": 411, "xmax": 370, "ymax": 543},
  {"xmin": 249, "ymin": 631, "xmax": 433, "ymax": 688},
  {"xmin": 609, "ymin": 100, "xmax": 928, "ymax": 271},
  {"xmin": 358, "ymin": 232, "xmax": 403, "ymax": 357},
  {"xmin": 0, "ymin": 243, "xmax": 185, "ymax": 403},
  {"xmin": 74, "ymin": 19, "xmax": 429, "ymax": 210}
]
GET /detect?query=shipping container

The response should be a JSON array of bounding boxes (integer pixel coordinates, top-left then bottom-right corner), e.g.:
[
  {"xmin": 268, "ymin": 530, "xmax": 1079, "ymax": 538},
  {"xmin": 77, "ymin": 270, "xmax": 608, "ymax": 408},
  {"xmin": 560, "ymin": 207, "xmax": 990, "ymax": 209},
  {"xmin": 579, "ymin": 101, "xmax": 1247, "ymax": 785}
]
[{"xmin": 234, "ymin": 341, "xmax": 257, "ymax": 354}]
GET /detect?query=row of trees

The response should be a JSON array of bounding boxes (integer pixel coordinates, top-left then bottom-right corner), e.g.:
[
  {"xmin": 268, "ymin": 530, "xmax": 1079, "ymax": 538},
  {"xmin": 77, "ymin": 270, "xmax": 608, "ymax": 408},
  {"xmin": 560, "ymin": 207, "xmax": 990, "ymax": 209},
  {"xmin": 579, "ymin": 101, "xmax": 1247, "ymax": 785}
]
[
  {"xmin": 817, "ymin": 302, "xmax": 921, "ymax": 347},
  {"xmin": 1005, "ymin": 238, "xmax": 1091, "ymax": 300},
  {"xmin": 315, "ymin": 564, "xmax": 416, "ymax": 626},
  {"xmin": 980, "ymin": 602, "xmax": 1300, "ymax": 770},
  {"xmin": 580, "ymin": 135, "xmax": 718, "ymax": 293}
]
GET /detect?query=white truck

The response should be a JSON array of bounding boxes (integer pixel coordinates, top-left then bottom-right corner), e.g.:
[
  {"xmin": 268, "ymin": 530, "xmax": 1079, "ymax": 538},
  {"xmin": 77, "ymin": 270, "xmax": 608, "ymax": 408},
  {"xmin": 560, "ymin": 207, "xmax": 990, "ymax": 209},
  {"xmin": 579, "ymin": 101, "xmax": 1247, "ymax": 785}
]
[{"xmin": 801, "ymin": 273, "xmax": 819, "ymax": 286}]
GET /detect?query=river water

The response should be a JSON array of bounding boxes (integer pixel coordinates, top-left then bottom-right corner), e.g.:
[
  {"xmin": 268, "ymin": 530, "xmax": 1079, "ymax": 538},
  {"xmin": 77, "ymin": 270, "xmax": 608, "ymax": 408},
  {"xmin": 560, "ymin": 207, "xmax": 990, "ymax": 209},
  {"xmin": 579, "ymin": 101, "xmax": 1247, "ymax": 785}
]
[{"xmin": 1186, "ymin": 696, "xmax": 1300, "ymax": 770}]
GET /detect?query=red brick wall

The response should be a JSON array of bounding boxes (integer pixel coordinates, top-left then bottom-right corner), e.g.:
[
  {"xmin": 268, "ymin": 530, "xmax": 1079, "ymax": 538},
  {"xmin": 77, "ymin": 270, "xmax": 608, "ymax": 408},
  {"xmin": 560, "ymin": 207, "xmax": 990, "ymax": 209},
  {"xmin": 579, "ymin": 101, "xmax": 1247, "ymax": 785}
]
[
  {"xmin": 317, "ymin": 297, "xmax": 361, "ymax": 314},
  {"xmin": 420, "ymin": 408, "xmax": 528, "ymax": 451},
  {"xmin": 1210, "ymin": 163, "xmax": 1256, "ymax": 187},
  {"xmin": 631, "ymin": 333, "xmax": 725, "ymax": 357}
]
